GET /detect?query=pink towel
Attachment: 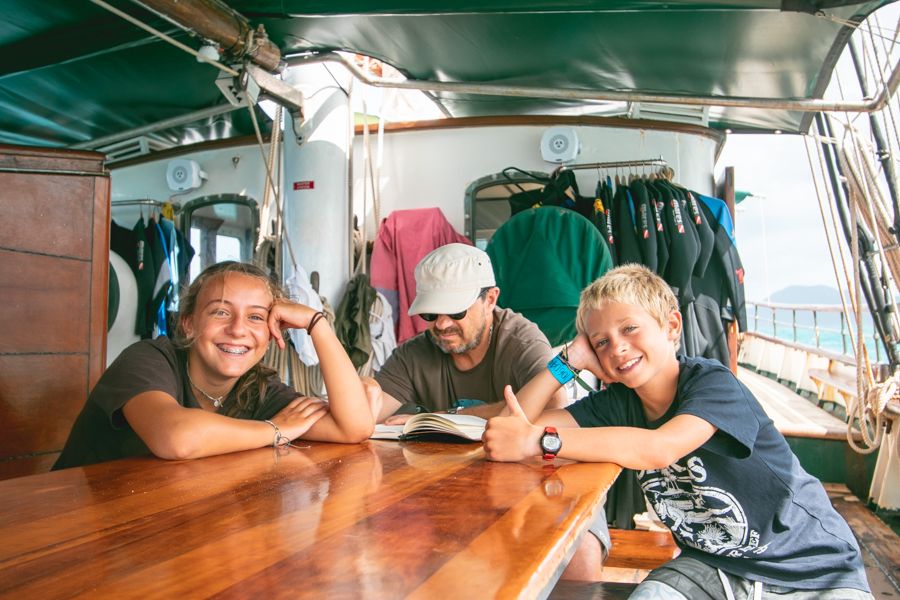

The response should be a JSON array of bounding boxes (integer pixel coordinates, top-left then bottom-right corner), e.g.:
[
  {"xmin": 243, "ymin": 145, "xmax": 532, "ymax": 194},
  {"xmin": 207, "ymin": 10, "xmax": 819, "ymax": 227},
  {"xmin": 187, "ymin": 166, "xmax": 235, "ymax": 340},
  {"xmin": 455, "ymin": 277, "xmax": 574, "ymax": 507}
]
[{"xmin": 370, "ymin": 208, "xmax": 471, "ymax": 342}]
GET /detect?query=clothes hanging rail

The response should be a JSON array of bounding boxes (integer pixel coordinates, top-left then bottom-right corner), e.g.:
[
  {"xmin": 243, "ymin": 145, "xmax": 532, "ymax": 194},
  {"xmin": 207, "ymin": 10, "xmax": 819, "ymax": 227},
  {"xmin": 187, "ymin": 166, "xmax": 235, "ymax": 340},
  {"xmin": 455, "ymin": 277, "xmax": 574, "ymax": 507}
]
[
  {"xmin": 553, "ymin": 157, "xmax": 668, "ymax": 176},
  {"xmin": 111, "ymin": 199, "xmax": 180, "ymax": 211}
]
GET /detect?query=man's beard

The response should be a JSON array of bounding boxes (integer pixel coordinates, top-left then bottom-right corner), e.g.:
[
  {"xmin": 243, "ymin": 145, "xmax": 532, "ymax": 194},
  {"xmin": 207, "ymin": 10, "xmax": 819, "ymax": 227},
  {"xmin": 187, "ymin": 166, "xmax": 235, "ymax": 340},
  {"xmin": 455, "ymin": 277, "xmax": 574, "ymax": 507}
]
[{"xmin": 433, "ymin": 323, "xmax": 486, "ymax": 355}]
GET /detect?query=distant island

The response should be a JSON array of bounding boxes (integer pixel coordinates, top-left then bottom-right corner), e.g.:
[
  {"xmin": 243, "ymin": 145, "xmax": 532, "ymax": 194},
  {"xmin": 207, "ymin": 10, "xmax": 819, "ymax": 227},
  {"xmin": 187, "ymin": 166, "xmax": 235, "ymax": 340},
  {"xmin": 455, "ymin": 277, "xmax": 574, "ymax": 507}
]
[{"xmin": 767, "ymin": 285, "xmax": 843, "ymax": 305}]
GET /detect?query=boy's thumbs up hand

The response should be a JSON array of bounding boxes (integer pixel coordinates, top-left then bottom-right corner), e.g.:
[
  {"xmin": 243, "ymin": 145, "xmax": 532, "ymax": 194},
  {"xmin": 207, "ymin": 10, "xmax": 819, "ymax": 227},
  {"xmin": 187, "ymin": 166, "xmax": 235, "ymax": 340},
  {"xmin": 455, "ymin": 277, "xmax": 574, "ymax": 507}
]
[
  {"xmin": 503, "ymin": 384, "xmax": 528, "ymax": 418},
  {"xmin": 483, "ymin": 385, "xmax": 543, "ymax": 462}
]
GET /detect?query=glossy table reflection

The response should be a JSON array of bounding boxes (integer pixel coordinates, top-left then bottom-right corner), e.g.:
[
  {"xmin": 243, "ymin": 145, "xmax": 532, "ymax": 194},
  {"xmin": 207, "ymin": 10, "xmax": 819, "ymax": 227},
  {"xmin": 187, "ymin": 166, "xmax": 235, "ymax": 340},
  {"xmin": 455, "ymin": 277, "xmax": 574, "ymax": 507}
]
[{"xmin": 0, "ymin": 441, "xmax": 620, "ymax": 599}]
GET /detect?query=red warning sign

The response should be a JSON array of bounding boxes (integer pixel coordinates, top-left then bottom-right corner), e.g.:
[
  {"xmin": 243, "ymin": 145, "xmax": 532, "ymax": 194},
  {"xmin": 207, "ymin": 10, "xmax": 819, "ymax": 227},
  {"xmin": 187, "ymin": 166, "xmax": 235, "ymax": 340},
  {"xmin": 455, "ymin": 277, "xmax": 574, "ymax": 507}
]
[{"xmin": 293, "ymin": 180, "xmax": 315, "ymax": 190}]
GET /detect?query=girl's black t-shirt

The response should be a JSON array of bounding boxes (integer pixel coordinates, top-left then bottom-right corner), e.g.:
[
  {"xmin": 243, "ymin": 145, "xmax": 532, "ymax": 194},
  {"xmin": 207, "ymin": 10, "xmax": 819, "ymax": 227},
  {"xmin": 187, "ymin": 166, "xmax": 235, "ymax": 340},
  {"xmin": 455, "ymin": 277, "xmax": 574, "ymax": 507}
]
[{"xmin": 53, "ymin": 337, "xmax": 297, "ymax": 470}]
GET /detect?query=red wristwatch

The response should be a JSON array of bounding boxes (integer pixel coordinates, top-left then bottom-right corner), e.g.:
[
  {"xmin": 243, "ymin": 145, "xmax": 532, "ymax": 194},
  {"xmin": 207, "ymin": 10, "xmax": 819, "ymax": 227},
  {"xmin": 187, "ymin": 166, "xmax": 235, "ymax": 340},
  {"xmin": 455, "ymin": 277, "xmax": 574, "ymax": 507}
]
[{"xmin": 540, "ymin": 426, "xmax": 562, "ymax": 460}]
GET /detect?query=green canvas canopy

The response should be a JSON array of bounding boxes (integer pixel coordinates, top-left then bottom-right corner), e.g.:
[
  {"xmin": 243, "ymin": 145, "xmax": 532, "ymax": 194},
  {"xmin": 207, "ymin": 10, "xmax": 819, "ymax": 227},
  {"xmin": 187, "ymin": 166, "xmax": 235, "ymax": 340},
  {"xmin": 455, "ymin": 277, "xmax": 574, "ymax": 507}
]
[{"xmin": 0, "ymin": 0, "xmax": 894, "ymax": 149}]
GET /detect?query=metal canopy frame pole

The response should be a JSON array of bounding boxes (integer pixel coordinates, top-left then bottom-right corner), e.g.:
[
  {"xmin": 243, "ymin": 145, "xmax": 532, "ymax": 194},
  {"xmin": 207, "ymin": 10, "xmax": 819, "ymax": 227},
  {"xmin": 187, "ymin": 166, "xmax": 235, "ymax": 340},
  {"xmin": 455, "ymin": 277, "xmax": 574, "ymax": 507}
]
[{"xmin": 287, "ymin": 51, "xmax": 900, "ymax": 115}]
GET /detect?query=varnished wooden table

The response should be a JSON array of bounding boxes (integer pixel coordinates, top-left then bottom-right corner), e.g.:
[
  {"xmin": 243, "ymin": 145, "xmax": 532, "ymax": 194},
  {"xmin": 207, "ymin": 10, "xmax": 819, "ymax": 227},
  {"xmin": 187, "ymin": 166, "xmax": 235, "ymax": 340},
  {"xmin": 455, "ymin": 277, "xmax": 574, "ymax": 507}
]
[{"xmin": 0, "ymin": 441, "xmax": 620, "ymax": 599}]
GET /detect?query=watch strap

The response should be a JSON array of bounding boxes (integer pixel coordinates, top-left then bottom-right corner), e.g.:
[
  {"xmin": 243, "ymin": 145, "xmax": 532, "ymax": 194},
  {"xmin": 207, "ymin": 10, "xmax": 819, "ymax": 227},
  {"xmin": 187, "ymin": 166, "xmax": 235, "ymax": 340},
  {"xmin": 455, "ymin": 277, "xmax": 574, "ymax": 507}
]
[{"xmin": 541, "ymin": 426, "xmax": 561, "ymax": 461}]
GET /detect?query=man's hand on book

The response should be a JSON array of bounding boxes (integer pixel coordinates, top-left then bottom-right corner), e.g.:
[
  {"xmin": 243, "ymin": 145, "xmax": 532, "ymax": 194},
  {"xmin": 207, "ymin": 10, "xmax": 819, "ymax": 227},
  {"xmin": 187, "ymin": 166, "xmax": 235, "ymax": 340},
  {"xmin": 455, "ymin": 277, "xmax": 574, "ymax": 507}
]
[
  {"xmin": 483, "ymin": 385, "xmax": 542, "ymax": 462},
  {"xmin": 383, "ymin": 413, "xmax": 413, "ymax": 426}
]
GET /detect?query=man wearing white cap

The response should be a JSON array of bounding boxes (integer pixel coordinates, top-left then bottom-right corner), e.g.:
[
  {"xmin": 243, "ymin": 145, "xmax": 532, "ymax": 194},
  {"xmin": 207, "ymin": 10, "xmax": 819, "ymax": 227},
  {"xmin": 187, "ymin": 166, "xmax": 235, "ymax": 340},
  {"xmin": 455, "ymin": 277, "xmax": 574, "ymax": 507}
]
[
  {"xmin": 374, "ymin": 243, "xmax": 567, "ymax": 421},
  {"xmin": 373, "ymin": 243, "xmax": 607, "ymax": 580}
]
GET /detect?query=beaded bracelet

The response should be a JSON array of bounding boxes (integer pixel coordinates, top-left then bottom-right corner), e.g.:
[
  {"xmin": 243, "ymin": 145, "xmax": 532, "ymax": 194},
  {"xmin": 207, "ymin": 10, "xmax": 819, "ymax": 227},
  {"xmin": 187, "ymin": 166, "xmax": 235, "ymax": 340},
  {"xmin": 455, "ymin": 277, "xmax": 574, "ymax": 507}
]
[{"xmin": 264, "ymin": 419, "xmax": 291, "ymax": 448}]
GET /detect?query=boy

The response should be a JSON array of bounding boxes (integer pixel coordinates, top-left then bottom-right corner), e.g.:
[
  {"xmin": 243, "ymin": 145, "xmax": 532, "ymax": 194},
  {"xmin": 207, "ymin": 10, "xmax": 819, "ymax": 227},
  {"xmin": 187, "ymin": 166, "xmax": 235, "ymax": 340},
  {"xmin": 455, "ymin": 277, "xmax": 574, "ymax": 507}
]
[{"xmin": 483, "ymin": 264, "xmax": 872, "ymax": 599}]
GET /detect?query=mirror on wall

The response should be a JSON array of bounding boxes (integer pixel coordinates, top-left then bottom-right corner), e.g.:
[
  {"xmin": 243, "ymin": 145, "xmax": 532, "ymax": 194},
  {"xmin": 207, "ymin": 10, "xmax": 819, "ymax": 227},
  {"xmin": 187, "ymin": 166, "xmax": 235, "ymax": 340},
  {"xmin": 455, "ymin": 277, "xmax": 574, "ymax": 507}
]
[{"xmin": 180, "ymin": 194, "xmax": 260, "ymax": 282}]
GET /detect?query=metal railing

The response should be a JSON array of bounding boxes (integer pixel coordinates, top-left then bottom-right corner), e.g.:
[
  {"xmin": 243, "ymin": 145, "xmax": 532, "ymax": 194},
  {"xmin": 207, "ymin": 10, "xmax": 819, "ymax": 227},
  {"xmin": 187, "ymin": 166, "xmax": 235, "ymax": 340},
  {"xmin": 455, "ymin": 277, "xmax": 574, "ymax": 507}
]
[{"xmin": 747, "ymin": 301, "xmax": 886, "ymax": 364}]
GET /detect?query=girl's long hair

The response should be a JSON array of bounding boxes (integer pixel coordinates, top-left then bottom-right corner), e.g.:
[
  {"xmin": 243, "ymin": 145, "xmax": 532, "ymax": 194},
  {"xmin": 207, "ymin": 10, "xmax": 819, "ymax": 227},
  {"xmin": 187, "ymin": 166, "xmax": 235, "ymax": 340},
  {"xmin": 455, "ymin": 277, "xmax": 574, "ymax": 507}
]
[{"xmin": 174, "ymin": 261, "xmax": 283, "ymax": 417}]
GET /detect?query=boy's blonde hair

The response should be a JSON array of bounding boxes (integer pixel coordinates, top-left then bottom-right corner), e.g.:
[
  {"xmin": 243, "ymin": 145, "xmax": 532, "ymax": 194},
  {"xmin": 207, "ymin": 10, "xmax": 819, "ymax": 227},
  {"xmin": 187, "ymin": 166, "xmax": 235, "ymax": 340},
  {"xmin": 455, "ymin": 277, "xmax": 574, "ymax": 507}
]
[{"xmin": 576, "ymin": 264, "xmax": 680, "ymax": 347}]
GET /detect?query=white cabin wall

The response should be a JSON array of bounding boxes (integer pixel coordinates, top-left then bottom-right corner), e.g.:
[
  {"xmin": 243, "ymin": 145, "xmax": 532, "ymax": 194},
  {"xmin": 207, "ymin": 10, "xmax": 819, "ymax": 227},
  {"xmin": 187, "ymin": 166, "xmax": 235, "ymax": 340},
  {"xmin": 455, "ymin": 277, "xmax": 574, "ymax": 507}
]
[
  {"xmin": 351, "ymin": 124, "xmax": 717, "ymax": 240},
  {"xmin": 111, "ymin": 146, "xmax": 268, "ymax": 215},
  {"xmin": 110, "ymin": 121, "xmax": 717, "ymax": 309}
]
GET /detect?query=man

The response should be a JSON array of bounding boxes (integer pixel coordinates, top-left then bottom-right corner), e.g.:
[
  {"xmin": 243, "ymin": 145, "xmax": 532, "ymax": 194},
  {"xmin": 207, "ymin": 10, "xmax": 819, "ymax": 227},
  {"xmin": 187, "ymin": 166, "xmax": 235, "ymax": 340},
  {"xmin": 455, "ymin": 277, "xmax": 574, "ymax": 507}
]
[
  {"xmin": 374, "ymin": 243, "xmax": 607, "ymax": 581},
  {"xmin": 375, "ymin": 243, "xmax": 567, "ymax": 421}
]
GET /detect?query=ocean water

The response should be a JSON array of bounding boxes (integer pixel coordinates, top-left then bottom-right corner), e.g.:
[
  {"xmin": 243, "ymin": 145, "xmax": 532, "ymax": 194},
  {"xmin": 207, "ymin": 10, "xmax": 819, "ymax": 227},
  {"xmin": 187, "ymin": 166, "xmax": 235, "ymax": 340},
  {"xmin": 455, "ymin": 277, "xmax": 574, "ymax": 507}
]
[{"xmin": 749, "ymin": 306, "xmax": 887, "ymax": 363}]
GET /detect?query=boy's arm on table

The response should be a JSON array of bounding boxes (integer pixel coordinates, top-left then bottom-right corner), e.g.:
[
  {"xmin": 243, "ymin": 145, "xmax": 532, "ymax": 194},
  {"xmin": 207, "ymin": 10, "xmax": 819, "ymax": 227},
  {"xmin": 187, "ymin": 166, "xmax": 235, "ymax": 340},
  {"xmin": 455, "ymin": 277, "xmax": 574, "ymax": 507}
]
[{"xmin": 484, "ymin": 387, "xmax": 717, "ymax": 469}]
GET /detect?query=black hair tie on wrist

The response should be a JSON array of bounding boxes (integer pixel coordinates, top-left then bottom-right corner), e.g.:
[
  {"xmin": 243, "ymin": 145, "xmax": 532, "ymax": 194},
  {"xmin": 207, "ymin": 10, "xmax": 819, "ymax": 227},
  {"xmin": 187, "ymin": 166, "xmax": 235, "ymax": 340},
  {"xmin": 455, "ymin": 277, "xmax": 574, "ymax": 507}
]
[{"xmin": 307, "ymin": 311, "xmax": 326, "ymax": 334}]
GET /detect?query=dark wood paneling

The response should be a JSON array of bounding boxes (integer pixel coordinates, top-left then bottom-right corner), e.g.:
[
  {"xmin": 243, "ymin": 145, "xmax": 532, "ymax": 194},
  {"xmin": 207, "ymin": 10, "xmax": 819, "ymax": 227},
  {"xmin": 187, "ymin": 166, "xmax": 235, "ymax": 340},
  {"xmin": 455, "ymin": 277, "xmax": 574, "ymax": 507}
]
[
  {"xmin": 0, "ymin": 144, "xmax": 108, "ymax": 480},
  {"xmin": 0, "ymin": 354, "xmax": 89, "ymax": 461},
  {"xmin": 0, "ymin": 249, "xmax": 90, "ymax": 354},
  {"xmin": 0, "ymin": 173, "xmax": 96, "ymax": 258},
  {"xmin": 0, "ymin": 454, "xmax": 59, "ymax": 482},
  {"xmin": 826, "ymin": 483, "xmax": 900, "ymax": 598},
  {"xmin": 0, "ymin": 144, "xmax": 105, "ymax": 174},
  {"xmin": 89, "ymin": 176, "xmax": 110, "ymax": 388}
]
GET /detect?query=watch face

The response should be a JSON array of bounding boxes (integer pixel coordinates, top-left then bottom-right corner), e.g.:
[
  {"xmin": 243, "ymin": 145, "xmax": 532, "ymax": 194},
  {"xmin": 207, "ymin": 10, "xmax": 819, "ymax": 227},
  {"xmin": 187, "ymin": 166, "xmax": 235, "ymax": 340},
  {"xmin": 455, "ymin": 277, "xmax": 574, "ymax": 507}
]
[{"xmin": 541, "ymin": 432, "xmax": 562, "ymax": 453}]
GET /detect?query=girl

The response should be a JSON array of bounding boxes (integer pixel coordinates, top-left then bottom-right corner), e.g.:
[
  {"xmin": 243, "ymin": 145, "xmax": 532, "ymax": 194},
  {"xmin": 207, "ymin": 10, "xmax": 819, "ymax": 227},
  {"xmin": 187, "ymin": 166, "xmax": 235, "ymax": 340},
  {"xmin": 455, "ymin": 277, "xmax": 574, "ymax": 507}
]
[{"xmin": 54, "ymin": 261, "xmax": 379, "ymax": 468}]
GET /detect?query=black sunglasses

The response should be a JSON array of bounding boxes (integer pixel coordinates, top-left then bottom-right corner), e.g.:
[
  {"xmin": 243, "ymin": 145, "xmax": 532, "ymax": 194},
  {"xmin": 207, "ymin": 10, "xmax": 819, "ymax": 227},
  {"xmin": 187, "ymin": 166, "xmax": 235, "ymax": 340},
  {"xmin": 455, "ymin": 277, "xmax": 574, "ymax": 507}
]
[{"xmin": 419, "ymin": 308, "xmax": 468, "ymax": 322}]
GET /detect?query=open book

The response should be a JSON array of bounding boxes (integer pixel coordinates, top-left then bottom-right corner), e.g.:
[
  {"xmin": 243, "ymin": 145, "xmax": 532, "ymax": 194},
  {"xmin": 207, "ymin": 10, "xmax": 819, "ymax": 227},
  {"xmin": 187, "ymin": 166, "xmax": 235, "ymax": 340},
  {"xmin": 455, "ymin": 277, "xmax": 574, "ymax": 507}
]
[{"xmin": 371, "ymin": 413, "xmax": 486, "ymax": 442}]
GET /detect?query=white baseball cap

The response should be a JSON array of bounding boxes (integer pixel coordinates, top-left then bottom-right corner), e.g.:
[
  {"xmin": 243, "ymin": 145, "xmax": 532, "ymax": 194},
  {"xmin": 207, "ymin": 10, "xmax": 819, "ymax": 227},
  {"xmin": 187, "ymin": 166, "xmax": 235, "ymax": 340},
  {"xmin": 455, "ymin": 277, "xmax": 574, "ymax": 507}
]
[{"xmin": 408, "ymin": 243, "xmax": 496, "ymax": 316}]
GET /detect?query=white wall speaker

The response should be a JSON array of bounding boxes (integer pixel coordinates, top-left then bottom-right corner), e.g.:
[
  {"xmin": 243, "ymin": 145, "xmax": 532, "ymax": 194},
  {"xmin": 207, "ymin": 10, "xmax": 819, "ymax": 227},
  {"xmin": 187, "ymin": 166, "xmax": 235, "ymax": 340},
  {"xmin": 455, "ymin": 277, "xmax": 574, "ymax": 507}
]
[
  {"xmin": 540, "ymin": 126, "xmax": 581, "ymax": 163},
  {"xmin": 166, "ymin": 158, "xmax": 206, "ymax": 192}
]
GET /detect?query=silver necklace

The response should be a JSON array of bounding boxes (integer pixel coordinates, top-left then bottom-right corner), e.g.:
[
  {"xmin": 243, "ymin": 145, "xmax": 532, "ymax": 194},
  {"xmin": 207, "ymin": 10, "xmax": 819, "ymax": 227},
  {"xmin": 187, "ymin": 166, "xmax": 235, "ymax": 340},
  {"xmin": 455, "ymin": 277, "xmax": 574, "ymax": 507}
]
[{"xmin": 186, "ymin": 366, "xmax": 227, "ymax": 408}]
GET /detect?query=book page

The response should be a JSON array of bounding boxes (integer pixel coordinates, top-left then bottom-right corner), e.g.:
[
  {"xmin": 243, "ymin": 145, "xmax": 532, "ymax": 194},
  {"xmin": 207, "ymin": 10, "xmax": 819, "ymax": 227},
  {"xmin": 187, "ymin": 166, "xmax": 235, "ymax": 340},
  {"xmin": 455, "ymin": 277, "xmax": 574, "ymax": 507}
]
[
  {"xmin": 370, "ymin": 424, "xmax": 405, "ymax": 440},
  {"xmin": 402, "ymin": 413, "xmax": 487, "ymax": 441}
]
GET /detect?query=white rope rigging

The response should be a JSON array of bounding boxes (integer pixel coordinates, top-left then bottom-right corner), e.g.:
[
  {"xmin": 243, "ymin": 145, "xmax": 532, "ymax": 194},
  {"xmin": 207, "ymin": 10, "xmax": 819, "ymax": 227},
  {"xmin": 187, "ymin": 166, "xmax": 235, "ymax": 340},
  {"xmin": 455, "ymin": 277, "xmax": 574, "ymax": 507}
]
[
  {"xmin": 246, "ymin": 99, "xmax": 300, "ymax": 274},
  {"xmin": 806, "ymin": 21, "xmax": 900, "ymax": 452},
  {"xmin": 806, "ymin": 7, "xmax": 900, "ymax": 454},
  {"xmin": 845, "ymin": 158, "xmax": 886, "ymax": 453}
]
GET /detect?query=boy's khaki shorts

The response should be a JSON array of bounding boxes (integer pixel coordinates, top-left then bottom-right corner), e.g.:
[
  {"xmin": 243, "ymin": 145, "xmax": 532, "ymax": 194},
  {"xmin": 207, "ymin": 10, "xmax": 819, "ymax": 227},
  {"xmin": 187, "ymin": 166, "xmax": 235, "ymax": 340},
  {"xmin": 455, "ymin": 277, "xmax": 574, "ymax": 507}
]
[{"xmin": 637, "ymin": 555, "xmax": 873, "ymax": 600}]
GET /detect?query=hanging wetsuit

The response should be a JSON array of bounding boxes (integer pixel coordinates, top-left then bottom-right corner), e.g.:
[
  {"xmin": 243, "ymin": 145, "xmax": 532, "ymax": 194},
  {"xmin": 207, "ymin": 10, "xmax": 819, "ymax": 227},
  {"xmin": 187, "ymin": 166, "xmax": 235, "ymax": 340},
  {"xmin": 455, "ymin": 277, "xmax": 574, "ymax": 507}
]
[
  {"xmin": 696, "ymin": 196, "xmax": 748, "ymax": 333},
  {"xmin": 627, "ymin": 179, "xmax": 658, "ymax": 273},
  {"xmin": 655, "ymin": 182, "xmax": 699, "ymax": 305},
  {"xmin": 681, "ymin": 188, "xmax": 715, "ymax": 279},
  {"xmin": 646, "ymin": 181, "xmax": 669, "ymax": 276},
  {"xmin": 611, "ymin": 185, "xmax": 643, "ymax": 266},
  {"xmin": 601, "ymin": 179, "xmax": 618, "ymax": 265},
  {"xmin": 592, "ymin": 179, "xmax": 616, "ymax": 263}
]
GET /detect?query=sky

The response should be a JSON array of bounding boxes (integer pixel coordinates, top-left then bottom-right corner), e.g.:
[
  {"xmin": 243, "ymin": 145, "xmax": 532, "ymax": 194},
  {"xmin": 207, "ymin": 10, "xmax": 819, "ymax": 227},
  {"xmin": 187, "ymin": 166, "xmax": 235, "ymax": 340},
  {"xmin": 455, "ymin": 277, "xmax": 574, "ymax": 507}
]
[
  {"xmin": 719, "ymin": 4, "xmax": 899, "ymax": 304},
  {"xmin": 718, "ymin": 134, "xmax": 837, "ymax": 303}
]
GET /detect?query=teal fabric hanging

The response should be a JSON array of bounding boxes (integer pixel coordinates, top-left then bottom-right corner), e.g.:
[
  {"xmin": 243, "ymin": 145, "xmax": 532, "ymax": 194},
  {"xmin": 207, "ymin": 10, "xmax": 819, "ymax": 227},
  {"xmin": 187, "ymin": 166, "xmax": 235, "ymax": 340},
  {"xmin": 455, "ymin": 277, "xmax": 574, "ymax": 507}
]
[{"xmin": 486, "ymin": 206, "xmax": 613, "ymax": 346}]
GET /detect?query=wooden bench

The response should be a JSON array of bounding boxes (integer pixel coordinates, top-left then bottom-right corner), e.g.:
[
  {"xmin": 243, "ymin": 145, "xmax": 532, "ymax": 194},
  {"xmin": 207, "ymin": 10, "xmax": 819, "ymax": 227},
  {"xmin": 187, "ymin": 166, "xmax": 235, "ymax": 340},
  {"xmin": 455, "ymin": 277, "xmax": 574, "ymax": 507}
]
[
  {"xmin": 605, "ymin": 528, "xmax": 680, "ymax": 570},
  {"xmin": 549, "ymin": 528, "xmax": 679, "ymax": 599},
  {"xmin": 738, "ymin": 366, "xmax": 860, "ymax": 441},
  {"xmin": 807, "ymin": 360, "xmax": 858, "ymax": 414},
  {"xmin": 549, "ymin": 581, "xmax": 637, "ymax": 599}
]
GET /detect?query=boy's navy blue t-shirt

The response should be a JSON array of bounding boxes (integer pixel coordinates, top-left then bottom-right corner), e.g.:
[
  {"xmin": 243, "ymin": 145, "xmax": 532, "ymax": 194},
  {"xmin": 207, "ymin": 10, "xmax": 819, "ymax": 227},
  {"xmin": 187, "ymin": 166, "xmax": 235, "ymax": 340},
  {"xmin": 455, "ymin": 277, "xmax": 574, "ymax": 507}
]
[{"xmin": 567, "ymin": 355, "xmax": 869, "ymax": 592}]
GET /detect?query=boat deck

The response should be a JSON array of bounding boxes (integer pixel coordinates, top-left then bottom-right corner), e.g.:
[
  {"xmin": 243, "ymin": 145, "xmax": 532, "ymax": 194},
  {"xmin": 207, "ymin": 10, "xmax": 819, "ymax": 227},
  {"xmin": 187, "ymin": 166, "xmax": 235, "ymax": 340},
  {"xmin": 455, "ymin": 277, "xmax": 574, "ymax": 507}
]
[
  {"xmin": 738, "ymin": 366, "xmax": 857, "ymax": 441},
  {"xmin": 827, "ymin": 484, "xmax": 900, "ymax": 599}
]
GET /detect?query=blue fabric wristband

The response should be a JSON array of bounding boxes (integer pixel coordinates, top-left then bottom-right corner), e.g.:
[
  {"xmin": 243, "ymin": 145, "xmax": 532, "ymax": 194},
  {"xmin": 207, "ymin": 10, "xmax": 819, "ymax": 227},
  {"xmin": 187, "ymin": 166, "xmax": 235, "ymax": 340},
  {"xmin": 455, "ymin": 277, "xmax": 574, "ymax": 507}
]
[{"xmin": 547, "ymin": 354, "xmax": 576, "ymax": 385}]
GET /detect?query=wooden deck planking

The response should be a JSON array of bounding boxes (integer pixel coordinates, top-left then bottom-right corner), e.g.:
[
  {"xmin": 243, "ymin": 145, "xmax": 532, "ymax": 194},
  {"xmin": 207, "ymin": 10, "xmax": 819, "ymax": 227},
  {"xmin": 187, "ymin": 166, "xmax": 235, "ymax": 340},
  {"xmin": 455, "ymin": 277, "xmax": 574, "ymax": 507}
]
[
  {"xmin": 825, "ymin": 484, "xmax": 900, "ymax": 599},
  {"xmin": 738, "ymin": 366, "xmax": 857, "ymax": 441}
]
